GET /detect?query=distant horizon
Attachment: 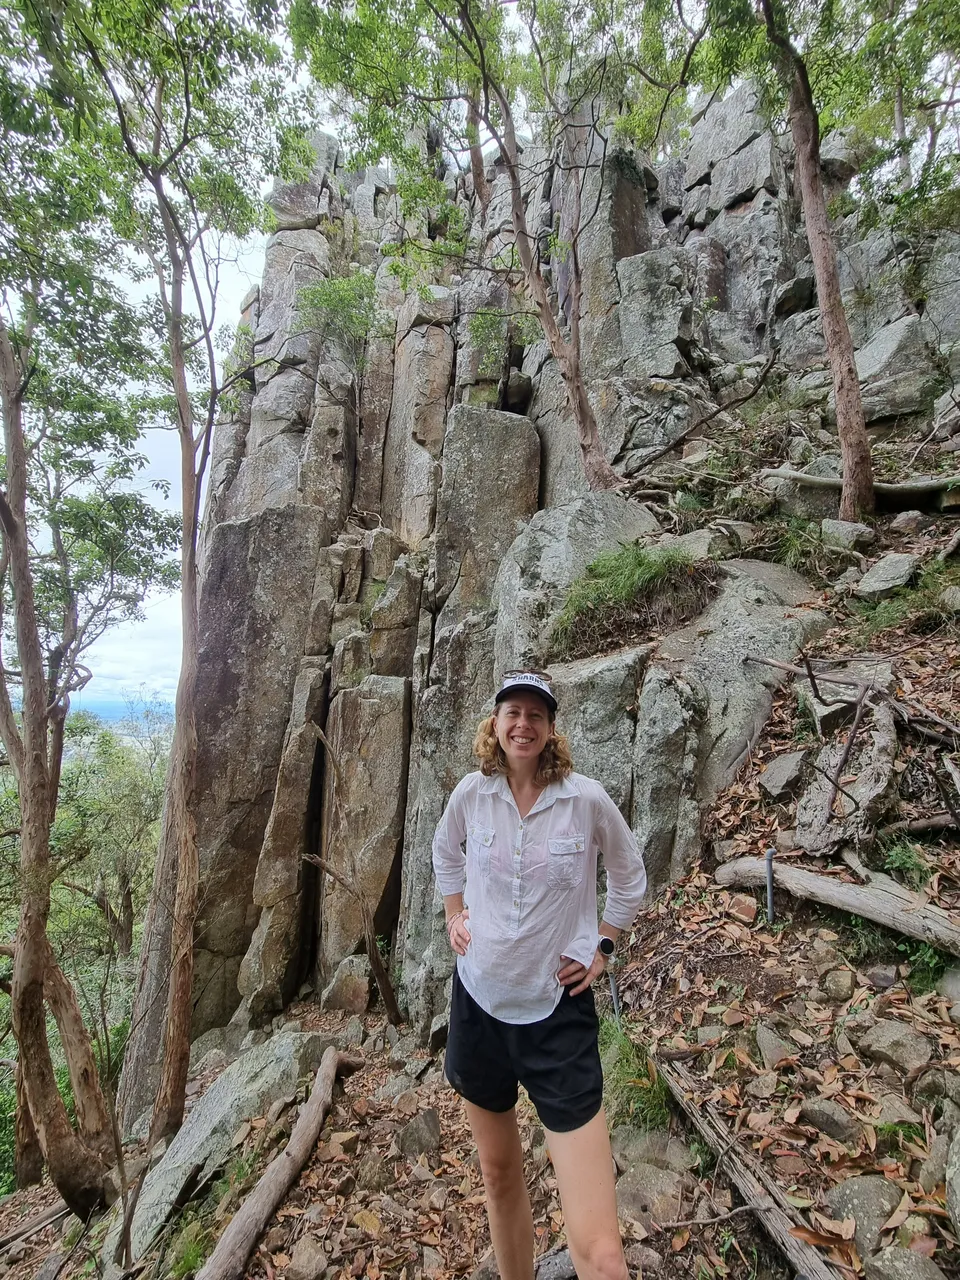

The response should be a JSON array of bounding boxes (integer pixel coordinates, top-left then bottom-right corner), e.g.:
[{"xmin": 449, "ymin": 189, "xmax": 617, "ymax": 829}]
[{"xmin": 70, "ymin": 695, "xmax": 174, "ymax": 724}]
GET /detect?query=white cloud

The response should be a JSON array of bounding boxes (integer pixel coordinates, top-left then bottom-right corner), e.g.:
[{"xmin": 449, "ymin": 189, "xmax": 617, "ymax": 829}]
[{"xmin": 77, "ymin": 590, "xmax": 183, "ymax": 710}]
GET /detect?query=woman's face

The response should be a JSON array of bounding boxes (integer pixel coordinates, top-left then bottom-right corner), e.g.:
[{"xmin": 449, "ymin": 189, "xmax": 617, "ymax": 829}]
[{"xmin": 493, "ymin": 690, "xmax": 553, "ymax": 769}]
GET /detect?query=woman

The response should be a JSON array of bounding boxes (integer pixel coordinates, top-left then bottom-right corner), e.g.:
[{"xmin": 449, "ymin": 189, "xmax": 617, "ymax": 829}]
[{"xmin": 432, "ymin": 669, "xmax": 647, "ymax": 1280}]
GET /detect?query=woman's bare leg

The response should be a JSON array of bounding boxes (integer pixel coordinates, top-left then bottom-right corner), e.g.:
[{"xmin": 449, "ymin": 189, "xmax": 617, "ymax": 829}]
[
  {"xmin": 465, "ymin": 1101, "xmax": 535, "ymax": 1280},
  {"xmin": 546, "ymin": 1108, "xmax": 628, "ymax": 1280}
]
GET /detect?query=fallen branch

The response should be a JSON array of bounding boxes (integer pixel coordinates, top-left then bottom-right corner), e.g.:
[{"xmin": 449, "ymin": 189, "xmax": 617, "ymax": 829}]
[
  {"xmin": 937, "ymin": 528, "xmax": 960, "ymax": 561},
  {"xmin": 657, "ymin": 1059, "xmax": 845, "ymax": 1280},
  {"xmin": 760, "ymin": 467, "xmax": 960, "ymax": 510},
  {"xmin": 659, "ymin": 1202, "xmax": 769, "ymax": 1230},
  {"xmin": 879, "ymin": 813, "xmax": 957, "ymax": 837},
  {"xmin": 196, "ymin": 1047, "xmax": 363, "ymax": 1280},
  {"xmin": 715, "ymin": 856, "xmax": 960, "ymax": 955},
  {"xmin": 0, "ymin": 1200, "xmax": 70, "ymax": 1251}
]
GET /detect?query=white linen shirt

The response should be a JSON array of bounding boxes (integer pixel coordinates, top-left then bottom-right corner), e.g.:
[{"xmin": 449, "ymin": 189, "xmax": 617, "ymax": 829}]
[{"xmin": 432, "ymin": 770, "xmax": 647, "ymax": 1024}]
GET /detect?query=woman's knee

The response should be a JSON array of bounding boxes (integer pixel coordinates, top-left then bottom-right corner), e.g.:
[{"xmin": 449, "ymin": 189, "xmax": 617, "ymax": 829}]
[
  {"xmin": 570, "ymin": 1235, "xmax": 628, "ymax": 1280},
  {"xmin": 478, "ymin": 1148, "xmax": 526, "ymax": 1201}
]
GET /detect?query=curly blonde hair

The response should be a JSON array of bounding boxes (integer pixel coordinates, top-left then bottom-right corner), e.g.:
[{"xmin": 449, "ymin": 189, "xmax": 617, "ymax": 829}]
[{"xmin": 473, "ymin": 711, "xmax": 575, "ymax": 786}]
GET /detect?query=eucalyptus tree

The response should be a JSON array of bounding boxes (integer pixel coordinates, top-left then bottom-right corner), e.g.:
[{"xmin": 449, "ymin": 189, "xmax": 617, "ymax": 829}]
[
  {"xmin": 0, "ymin": 8, "xmax": 180, "ymax": 1211},
  {"xmin": 290, "ymin": 0, "xmax": 694, "ymax": 491},
  {"xmin": 23, "ymin": 0, "xmax": 314, "ymax": 1146}
]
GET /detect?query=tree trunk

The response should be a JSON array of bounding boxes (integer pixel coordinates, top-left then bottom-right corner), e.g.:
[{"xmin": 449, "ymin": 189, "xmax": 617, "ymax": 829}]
[
  {"xmin": 147, "ymin": 271, "xmax": 201, "ymax": 1142},
  {"xmin": 14, "ymin": 1063, "xmax": 42, "ymax": 1188},
  {"xmin": 115, "ymin": 883, "xmax": 134, "ymax": 958},
  {"xmin": 1, "ymin": 324, "xmax": 109, "ymax": 1218},
  {"xmin": 117, "ymin": 805, "xmax": 177, "ymax": 1130},
  {"xmin": 43, "ymin": 945, "xmax": 114, "ymax": 1161},
  {"xmin": 492, "ymin": 91, "xmax": 623, "ymax": 492},
  {"xmin": 784, "ymin": 71, "xmax": 874, "ymax": 518}
]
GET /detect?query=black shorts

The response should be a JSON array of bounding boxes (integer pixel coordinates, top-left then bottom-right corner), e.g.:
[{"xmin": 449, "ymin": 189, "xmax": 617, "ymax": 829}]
[{"xmin": 444, "ymin": 967, "xmax": 603, "ymax": 1133}]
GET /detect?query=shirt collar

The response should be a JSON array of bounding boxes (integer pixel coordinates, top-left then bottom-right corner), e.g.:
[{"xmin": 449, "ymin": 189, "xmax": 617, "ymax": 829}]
[{"xmin": 477, "ymin": 772, "xmax": 577, "ymax": 814}]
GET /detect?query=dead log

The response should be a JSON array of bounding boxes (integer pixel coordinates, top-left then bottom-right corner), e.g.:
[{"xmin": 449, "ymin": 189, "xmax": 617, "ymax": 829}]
[
  {"xmin": 880, "ymin": 813, "xmax": 957, "ymax": 837},
  {"xmin": 196, "ymin": 1048, "xmax": 363, "ymax": 1280},
  {"xmin": 0, "ymin": 1199, "xmax": 69, "ymax": 1251},
  {"xmin": 759, "ymin": 467, "xmax": 960, "ymax": 511},
  {"xmin": 715, "ymin": 856, "xmax": 960, "ymax": 955},
  {"xmin": 657, "ymin": 1059, "xmax": 844, "ymax": 1280}
]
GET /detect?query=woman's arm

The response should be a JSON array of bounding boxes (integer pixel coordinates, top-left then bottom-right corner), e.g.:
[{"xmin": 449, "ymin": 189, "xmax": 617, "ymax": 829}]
[
  {"xmin": 596, "ymin": 790, "xmax": 647, "ymax": 931},
  {"xmin": 432, "ymin": 778, "xmax": 473, "ymax": 954}
]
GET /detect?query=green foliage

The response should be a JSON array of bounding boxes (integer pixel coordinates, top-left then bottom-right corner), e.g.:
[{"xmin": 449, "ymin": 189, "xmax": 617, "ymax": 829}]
[
  {"xmin": 852, "ymin": 560, "xmax": 960, "ymax": 641},
  {"xmin": 169, "ymin": 1218, "xmax": 212, "ymax": 1279},
  {"xmin": 297, "ymin": 269, "xmax": 380, "ymax": 380},
  {"xmin": 598, "ymin": 1018, "xmax": 671, "ymax": 1129},
  {"xmin": 829, "ymin": 911, "xmax": 947, "ymax": 995},
  {"xmin": 468, "ymin": 310, "xmax": 510, "ymax": 381},
  {"xmin": 881, "ymin": 839, "xmax": 931, "ymax": 890},
  {"xmin": 552, "ymin": 543, "xmax": 699, "ymax": 655}
]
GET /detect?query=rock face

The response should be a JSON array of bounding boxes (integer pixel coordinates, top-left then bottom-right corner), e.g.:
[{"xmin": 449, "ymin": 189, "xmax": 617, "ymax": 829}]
[
  {"xmin": 111, "ymin": 1031, "xmax": 336, "ymax": 1261},
  {"xmin": 122, "ymin": 83, "xmax": 960, "ymax": 1112}
]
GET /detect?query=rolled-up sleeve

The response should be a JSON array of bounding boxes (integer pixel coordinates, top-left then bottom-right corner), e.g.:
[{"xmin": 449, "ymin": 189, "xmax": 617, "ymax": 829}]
[
  {"xmin": 432, "ymin": 776, "xmax": 471, "ymax": 895},
  {"xmin": 596, "ymin": 791, "xmax": 647, "ymax": 929}
]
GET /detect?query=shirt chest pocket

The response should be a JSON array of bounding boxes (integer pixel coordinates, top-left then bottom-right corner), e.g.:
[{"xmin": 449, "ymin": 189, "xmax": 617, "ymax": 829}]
[
  {"xmin": 467, "ymin": 823, "xmax": 495, "ymax": 878},
  {"xmin": 548, "ymin": 834, "xmax": 586, "ymax": 889}
]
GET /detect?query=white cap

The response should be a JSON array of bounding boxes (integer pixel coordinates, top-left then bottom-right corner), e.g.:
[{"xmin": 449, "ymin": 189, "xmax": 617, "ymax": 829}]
[{"xmin": 494, "ymin": 671, "xmax": 558, "ymax": 713}]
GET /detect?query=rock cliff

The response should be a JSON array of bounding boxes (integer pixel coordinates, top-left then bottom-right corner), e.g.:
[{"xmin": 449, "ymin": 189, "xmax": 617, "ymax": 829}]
[{"xmin": 156, "ymin": 89, "xmax": 958, "ymax": 1068}]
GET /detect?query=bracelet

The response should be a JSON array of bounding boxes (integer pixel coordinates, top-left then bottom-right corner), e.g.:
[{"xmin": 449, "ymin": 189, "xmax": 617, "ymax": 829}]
[{"xmin": 446, "ymin": 909, "xmax": 464, "ymax": 933}]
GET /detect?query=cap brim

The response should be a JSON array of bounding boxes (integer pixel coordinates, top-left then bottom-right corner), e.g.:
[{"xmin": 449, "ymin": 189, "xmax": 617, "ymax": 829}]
[{"xmin": 494, "ymin": 682, "xmax": 558, "ymax": 713}]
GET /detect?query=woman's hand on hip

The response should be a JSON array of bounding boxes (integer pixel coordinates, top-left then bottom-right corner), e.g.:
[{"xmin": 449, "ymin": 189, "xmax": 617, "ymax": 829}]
[
  {"xmin": 447, "ymin": 908, "xmax": 471, "ymax": 956},
  {"xmin": 557, "ymin": 950, "xmax": 606, "ymax": 996}
]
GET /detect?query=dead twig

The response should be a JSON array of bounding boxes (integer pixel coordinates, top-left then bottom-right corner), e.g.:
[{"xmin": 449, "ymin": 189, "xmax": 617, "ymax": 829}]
[
  {"xmin": 825, "ymin": 689, "xmax": 870, "ymax": 816},
  {"xmin": 659, "ymin": 1202, "xmax": 774, "ymax": 1230}
]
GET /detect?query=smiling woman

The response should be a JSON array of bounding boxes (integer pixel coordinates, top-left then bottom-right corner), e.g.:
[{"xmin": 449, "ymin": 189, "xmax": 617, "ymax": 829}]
[{"xmin": 432, "ymin": 670, "xmax": 647, "ymax": 1280}]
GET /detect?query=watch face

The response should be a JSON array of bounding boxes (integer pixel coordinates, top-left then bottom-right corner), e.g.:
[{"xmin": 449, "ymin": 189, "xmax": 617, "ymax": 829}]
[{"xmin": 599, "ymin": 937, "xmax": 615, "ymax": 956}]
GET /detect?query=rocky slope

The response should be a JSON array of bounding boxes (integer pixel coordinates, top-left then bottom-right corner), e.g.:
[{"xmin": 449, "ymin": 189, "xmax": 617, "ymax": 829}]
[{"xmin": 128, "ymin": 82, "xmax": 960, "ymax": 1117}]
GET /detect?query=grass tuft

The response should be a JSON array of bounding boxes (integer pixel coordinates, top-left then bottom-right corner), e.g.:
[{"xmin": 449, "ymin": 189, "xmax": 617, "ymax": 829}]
[
  {"xmin": 598, "ymin": 1018, "xmax": 672, "ymax": 1129},
  {"xmin": 551, "ymin": 542, "xmax": 718, "ymax": 660},
  {"xmin": 852, "ymin": 560, "xmax": 960, "ymax": 642},
  {"xmin": 881, "ymin": 839, "xmax": 932, "ymax": 891}
]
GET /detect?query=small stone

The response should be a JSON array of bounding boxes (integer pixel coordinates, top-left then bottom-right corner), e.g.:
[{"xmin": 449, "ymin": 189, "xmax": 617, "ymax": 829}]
[
  {"xmin": 919, "ymin": 1134, "xmax": 949, "ymax": 1193},
  {"xmin": 864, "ymin": 1246, "xmax": 949, "ymax": 1280},
  {"xmin": 288, "ymin": 1234, "xmax": 328, "ymax": 1280},
  {"xmin": 826, "ymin": 1175, "xmax": 902, "ymax": 1256},
  {"xmin": 800, "ymin": 1097, "xmax": 861, "ymax": 1144},
  {"xmin": 854, "ymin": 553, "xmax": 920, "ymax": 601},
  {"xmin": 376, "ymin": 1072, "xmax": 415, "ymax": 1101},
  {"xmin": 756, "ymin": 1022, "xmax": 796, "ymax": 1071},
  {"xmin": 428, "ymin": 1014, "xmax": 448, "ymax": 1053},
  {"xmin": 341, "ymin": 1015, "xmax": 365, "ymax": 1047},
  {"xmin": 357, "ymin": 1153, "xmax": 392, "ymax": 1191},
  {"xmin": 320, "ymin": 954, "xmax": 372, "ymax": 1014},
  {"xmin": 399, "ymin": 1107, "xmax": 441, "ymax": 1156},
  {"xmin": 335, "ymin": 1172, "xmax": 357, "ymax": 1196},
  {"xmin": 876, "ymin": 1095, "xmax": 922, "ymax": 1126},
  {"xmin": 864, "ymin": 964, "xmax": 898, "ymax": 991},
  {"xmin": 466, "ymin": 1252, "xmax": 500, "ymax": 1280},
  {"xmin": 331, "ymin": 1130, "xmax": 359, "ymax": 1154},
  {"xmin": 727, "ymin": 893, "xmax": 758, "ymax": 924},
  {"xmin": 889, "ymin": 511, "xmax": 928, "ymax": 534},
  {"xmin": 422, "ymin": 1246, "xmax": 444, "ymax": 1277},
  {"xmin": 937, "ymin": 966, "xmax": 960, "ymax": 1003},
  {"xmin": 611, "ymin": 1127, "xmax": 697, "ymax": 1175},
  {"xmin": 536, "ymin": 1247, "xmax": 577, "ymax": 1280},
  {"xmin": 624, "ymin": 1244, "xmax": 664, "ymax": 1273},
  {"xmin": 616, "ymin": 1161, "xmax": 683, "ymax": 1234},
  {"xmin": 746, "ymin": 1072, "xmax": 779, "ymax": 1100},
  {"xmin": 193, "ymin": 1047, "xmax": 228, "ymax": 1076},
  {"xmin": 759, "ymin": 750, "xmax": 807, "ymax": 802},
  {"xmin": 824, "ymin": 969, "xmax": 856, "ymax": 1002},
  {"xmin": 821, "ymin": 518, "xmax": 875, "ymax": 550},
  {"xmin": 860, "ymin": 1020, "xmax": 933, "ymax": 1074},
  {"xmin": 940, "ymin": 586, "xmax": 960, "ymax": 612},
  {"xmin": 696, "ymin": 1024, "xmax": 725, "ymax": 1044}
]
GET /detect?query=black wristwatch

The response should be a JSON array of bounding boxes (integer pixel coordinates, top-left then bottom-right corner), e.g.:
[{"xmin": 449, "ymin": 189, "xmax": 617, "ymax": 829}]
[{"xmin": 598, "ymin": 936, "xmax": 616, "ymax": 958}]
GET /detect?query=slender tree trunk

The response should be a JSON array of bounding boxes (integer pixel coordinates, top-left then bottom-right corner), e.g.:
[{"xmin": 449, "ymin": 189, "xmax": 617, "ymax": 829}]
[
  {"xmin": 893, "ymin": 81, "xmax": 912, "ymax": 189},
  {"xmin": 760, "ymin": 1, "xmax": 874, "ymax": 519},
  {"xmin": 43, "ymin": 945, "xmax": 114, "ymax": 1162},
  {"xmin": 116, "ymin": 883, "xmax": 134, "ymax": 958},
  {"xmin": 786, "ymin": 78, "xmax": 874, "ymax": 518},
  {"xmin": 147, "ymin": 245, "xmax": 201, "ymax": 1141},
  {"xmin": 14, "ymin": 1063, "xmax": 42, "ymax": 1188},
  {"xmin": 0, "ymin": 326, "xmax": 109, "ymax": 1218},
  {"xmin": 493, "ymin": 103, "xmax": 622, "ymax": 491}
]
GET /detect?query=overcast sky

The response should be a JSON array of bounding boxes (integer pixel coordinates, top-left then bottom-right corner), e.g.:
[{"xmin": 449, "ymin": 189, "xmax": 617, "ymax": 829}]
[{"xmin": 75, "ymin": 239, "xmax": 268, "ymax": 720}]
